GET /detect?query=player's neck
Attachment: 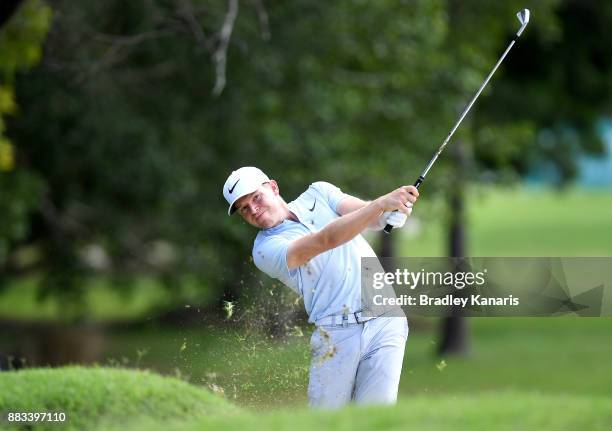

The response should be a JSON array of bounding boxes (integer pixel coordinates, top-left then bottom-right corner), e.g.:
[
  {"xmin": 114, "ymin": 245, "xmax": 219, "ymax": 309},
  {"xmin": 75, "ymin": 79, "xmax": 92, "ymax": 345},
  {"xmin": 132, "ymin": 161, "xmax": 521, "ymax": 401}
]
[
  {"xmin": 264, "ymin": 198, "xmax": 298, "ymax": 228},
  {"xmin": 280, "ymin": 202, "xmax": 299, "ymax": 224}
]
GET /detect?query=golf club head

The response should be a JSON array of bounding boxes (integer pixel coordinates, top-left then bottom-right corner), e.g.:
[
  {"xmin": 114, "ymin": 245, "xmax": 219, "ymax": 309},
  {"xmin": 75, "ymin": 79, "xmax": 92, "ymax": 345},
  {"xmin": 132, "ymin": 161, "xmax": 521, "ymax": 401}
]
[{"xmin": 516, "ymin": 9, "xmax": 530, "ymax": 37}]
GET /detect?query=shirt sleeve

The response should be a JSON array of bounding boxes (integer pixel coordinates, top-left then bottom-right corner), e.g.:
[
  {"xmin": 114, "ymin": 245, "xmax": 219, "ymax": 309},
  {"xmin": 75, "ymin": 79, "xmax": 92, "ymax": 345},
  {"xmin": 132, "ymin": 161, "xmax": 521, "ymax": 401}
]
[
  {"xmin": 252, "ymin": 235, "xmax": 298, "ymax": 286},
  {"xmin": 311, "ymin": 181, "xmax": 347, "ymax": 215}
]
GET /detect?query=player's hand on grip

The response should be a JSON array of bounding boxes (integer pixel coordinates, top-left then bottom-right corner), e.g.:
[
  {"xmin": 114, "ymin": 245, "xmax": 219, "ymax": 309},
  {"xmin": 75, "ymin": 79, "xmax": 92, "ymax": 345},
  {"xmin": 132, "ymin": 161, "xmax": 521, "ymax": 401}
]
[{"xmin": 377, "ymin": 185, "xmax": 419, "ymax": 215}]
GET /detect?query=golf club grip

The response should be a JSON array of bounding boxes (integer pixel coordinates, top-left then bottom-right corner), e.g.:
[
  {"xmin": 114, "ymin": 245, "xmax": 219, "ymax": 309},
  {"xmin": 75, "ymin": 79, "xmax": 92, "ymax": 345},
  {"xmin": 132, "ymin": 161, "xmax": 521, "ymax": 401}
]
[{"xmin": 383, "ymin": 176, "xmax": 424, "ymax": 234}]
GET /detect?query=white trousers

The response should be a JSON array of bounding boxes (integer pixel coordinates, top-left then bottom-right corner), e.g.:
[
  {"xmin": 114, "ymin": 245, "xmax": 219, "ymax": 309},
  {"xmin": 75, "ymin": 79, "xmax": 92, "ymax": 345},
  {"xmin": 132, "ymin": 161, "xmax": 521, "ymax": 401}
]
[{"xmin": 308, "ymin": 316, "xmax": 408, "ymax": 409}]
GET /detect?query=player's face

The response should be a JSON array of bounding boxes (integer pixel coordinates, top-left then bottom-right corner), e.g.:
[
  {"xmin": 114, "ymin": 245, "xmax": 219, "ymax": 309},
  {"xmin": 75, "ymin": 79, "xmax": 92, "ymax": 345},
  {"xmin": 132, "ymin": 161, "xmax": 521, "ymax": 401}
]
[{"xmin": 235, "ymin": 182, "xmax": 283, "ymax": 229}]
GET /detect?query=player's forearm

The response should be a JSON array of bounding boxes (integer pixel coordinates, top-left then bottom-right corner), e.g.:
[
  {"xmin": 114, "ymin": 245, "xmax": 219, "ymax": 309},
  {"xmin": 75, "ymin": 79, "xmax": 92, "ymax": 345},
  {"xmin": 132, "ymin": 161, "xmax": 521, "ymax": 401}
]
[
  {"xmin": 317, "ymin": 199, "xmax": 384, "ymax": 249},
  {"xmin": 337, "ymin": 196, "xmax": 382, "ymax": 230},
  {"xmin": 353, "ymin": 200, "xmax": 385, "ymax": 231}
]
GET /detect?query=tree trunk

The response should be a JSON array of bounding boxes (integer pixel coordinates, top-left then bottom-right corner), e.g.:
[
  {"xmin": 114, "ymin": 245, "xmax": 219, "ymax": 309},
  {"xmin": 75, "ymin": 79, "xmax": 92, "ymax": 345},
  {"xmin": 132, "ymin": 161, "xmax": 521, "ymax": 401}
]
[{"xmin": 438, "ymin": 140, "xmax": 469, "ymax": 356}]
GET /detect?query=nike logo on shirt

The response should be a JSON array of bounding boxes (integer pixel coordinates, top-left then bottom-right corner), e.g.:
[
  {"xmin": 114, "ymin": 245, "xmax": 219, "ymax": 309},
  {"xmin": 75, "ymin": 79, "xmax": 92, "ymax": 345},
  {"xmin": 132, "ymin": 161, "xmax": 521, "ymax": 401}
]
[{"xmin": 309, "ymin": 199, "xmax": 316, "ymax": 212}]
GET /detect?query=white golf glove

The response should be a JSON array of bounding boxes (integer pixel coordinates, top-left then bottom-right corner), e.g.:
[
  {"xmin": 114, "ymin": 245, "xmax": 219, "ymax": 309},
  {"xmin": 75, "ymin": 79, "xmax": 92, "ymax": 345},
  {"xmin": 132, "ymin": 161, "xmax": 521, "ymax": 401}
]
[{"xmin": 378, "ymin": 203, "xmax": 412, "ymax": 230}]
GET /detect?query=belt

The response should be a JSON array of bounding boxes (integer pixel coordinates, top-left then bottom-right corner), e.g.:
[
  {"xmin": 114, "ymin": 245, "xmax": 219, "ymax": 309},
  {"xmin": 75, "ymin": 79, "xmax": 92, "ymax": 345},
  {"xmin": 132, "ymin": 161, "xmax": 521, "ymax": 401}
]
[{"xmin": 315, "ymin": 311, "xmax": 376, "ymax": 327}]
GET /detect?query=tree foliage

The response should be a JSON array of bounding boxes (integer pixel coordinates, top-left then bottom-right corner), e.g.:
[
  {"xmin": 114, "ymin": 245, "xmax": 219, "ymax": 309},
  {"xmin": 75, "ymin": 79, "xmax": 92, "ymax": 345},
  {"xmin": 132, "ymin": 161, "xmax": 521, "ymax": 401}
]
[
  {"xmin": 6, "ymin": 0, "xmax": 609, "ymax": 318},
  {"xmin": 478, "ymin": 0, "xmax": 612, "ymax": 183},
  {"xmin": 0, "ymin": 0, "xmax": 51, "ymax": 268}
]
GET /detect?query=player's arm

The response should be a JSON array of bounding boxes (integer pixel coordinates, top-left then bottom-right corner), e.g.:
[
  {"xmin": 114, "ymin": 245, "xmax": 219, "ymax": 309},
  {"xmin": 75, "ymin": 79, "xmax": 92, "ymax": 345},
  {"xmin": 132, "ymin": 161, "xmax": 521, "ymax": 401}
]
[
  {"xmin": 337, "ymin": 195, "xmax": 381, "ymax": 230},
  {"xmin": 337, "ymin": 194, "xmax": 414, "ymax": 231},
  {"xmin": 286, "ymin": 186, "xmax": 418, "ymax": 269}
]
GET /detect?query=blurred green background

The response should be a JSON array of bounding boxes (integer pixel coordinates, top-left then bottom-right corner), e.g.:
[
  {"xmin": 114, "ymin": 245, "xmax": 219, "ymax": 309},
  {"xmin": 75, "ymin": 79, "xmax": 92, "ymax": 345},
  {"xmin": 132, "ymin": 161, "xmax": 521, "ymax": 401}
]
[{"xmin": 0, "ymin": 0, "xmax": 611, "ymax": 429}]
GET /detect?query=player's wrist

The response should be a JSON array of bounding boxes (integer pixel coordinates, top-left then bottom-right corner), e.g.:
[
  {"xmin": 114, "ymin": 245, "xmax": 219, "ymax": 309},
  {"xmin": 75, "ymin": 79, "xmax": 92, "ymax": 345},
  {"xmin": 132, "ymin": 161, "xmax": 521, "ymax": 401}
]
[{"xmin": 371, "ymin": 197, "xmax": 386, "ymax": 215}]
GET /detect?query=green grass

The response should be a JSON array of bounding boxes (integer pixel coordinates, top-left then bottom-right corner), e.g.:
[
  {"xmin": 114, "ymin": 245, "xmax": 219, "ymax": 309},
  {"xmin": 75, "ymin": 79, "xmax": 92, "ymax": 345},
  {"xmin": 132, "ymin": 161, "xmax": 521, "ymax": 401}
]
[
  {"xmin": 0, "ymin": 366, "xmax": 237, "ymax": 431},
  {"xmin": 1, "ymin": 367, "xmax": 610, "ymax": 431},
  {"xmin": 120, "ymin": 391, "xmax": 612, "ymax": 431},
  {"xmin": 398, "ymin": 186, "xmax": 612, "ymax": 256},
  {"xmin": 1, "ymin": 187, "xmax": 612, "ymax": 429},
  {"xmin": 1, "ymin": 319, "xmax": 611, "ymax": 430},
  {"xmin": 402, "ymin": 317, "xmax": 612, "ymax": 398}
]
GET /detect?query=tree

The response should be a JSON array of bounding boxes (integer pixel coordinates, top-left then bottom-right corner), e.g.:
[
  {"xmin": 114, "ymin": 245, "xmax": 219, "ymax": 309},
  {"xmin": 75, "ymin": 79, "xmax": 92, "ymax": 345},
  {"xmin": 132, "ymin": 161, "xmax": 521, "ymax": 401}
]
[
  {"xmin": 477, "ymin": 0, "xmax": 612, "ymax": 183},
  {"xmin": 433, "ymin": 0, "xmax": 612, "ymax": 355},
  {"xmin": 5, "ymin": 0, "xmax": 456, "ymax": 320},
  {"xmin": 7, "ymin": 0, "xmax": 580, "ymax": 335},
  {"xmin": 0, "ymin": 0, "xmax": 52, "ymax": 279}
]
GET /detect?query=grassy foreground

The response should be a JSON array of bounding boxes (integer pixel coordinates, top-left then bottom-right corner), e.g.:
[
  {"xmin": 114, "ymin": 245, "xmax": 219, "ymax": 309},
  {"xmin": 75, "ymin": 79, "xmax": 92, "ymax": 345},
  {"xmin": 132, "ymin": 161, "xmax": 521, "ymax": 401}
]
[
  {"xmin": 123, "ymin": 391, "xmax": 612, "ymax": 431},
  {"xmin": 1, "ymin": 367, "xmax": 611, "ymax": 431},
  {"xmin": 0, "ymin": 366, "xmax": 236, "ymax": 430}
]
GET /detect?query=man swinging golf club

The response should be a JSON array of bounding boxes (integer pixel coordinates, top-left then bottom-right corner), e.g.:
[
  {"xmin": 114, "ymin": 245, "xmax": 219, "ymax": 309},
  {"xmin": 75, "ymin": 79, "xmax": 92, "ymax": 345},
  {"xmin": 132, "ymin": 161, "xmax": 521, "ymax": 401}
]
[{"xmin": 223, "ymin": 166, "xmax": 418, "ymax": 408}]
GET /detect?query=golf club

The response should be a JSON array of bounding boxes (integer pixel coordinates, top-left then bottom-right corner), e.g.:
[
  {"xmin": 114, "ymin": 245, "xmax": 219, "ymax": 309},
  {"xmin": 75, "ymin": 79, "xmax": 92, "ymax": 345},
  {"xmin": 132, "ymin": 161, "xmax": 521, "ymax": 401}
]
[{"xmin": 384, "ymin": 8, "xmax": 531, "ymax": 234}]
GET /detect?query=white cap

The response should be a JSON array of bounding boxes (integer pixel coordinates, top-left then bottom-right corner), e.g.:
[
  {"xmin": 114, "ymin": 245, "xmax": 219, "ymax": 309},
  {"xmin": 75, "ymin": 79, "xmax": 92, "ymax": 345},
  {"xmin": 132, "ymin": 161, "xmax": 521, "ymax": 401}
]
[{"xmin": 223, "ymin": 167, "xmax": 271, "ymax": 215}]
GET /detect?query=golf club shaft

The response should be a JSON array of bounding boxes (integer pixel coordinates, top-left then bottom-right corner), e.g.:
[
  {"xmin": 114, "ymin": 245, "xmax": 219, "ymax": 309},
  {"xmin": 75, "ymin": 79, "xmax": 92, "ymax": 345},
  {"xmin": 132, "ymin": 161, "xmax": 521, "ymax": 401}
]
[{"xmin": 384, "ymin": 34, "xmax": 522, "ymax": 234}]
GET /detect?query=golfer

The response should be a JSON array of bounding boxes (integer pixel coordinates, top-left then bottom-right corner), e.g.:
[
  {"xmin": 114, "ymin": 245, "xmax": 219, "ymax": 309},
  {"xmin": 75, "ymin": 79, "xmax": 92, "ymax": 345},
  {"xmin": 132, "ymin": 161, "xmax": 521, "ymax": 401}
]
[{"xmin": 223, "ymin": 166, "xmax": 418, "ymax": 408}]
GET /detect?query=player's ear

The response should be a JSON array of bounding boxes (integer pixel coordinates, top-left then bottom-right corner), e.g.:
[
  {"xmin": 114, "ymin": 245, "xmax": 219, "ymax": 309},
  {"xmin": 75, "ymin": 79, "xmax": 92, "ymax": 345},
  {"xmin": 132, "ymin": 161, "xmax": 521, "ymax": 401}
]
[{"xmin": 267, "ymin": 180, "xmax": 280, "ymax": 196}]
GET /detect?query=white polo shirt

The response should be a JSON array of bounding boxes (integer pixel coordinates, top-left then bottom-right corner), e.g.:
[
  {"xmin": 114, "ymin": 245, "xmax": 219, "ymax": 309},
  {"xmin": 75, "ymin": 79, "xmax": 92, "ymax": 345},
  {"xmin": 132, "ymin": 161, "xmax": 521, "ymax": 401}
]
[{"xmin": 252, "ymin": 181, "xmax": 382, "ymax": 324}]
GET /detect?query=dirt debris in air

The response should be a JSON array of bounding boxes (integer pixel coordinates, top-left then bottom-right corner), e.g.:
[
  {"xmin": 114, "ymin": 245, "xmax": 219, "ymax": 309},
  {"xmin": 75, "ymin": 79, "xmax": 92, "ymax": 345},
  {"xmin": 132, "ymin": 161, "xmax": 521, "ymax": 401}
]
[
  {"xmin": 167, "ymin": 269, "xmax": 345, "ymax": 406},
  {"xmin": 181, "ymin": 282, "xmax": 314, "ymax": 406},
  {"xmin": 223, "ymin": 300, "xmax": 235, "ymax": 319}
]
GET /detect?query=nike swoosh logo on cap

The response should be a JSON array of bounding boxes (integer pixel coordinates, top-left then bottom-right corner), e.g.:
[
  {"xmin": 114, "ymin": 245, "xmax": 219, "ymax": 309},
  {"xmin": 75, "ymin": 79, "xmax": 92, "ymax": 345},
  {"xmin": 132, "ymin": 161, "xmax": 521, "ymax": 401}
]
[
  {"xmin": 228, "ymin": 178, "xmax": 240, "ymax": 194},
  {"xmin": 309, "ymin": 199, "xmax": 316, "ymax": 212}
]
